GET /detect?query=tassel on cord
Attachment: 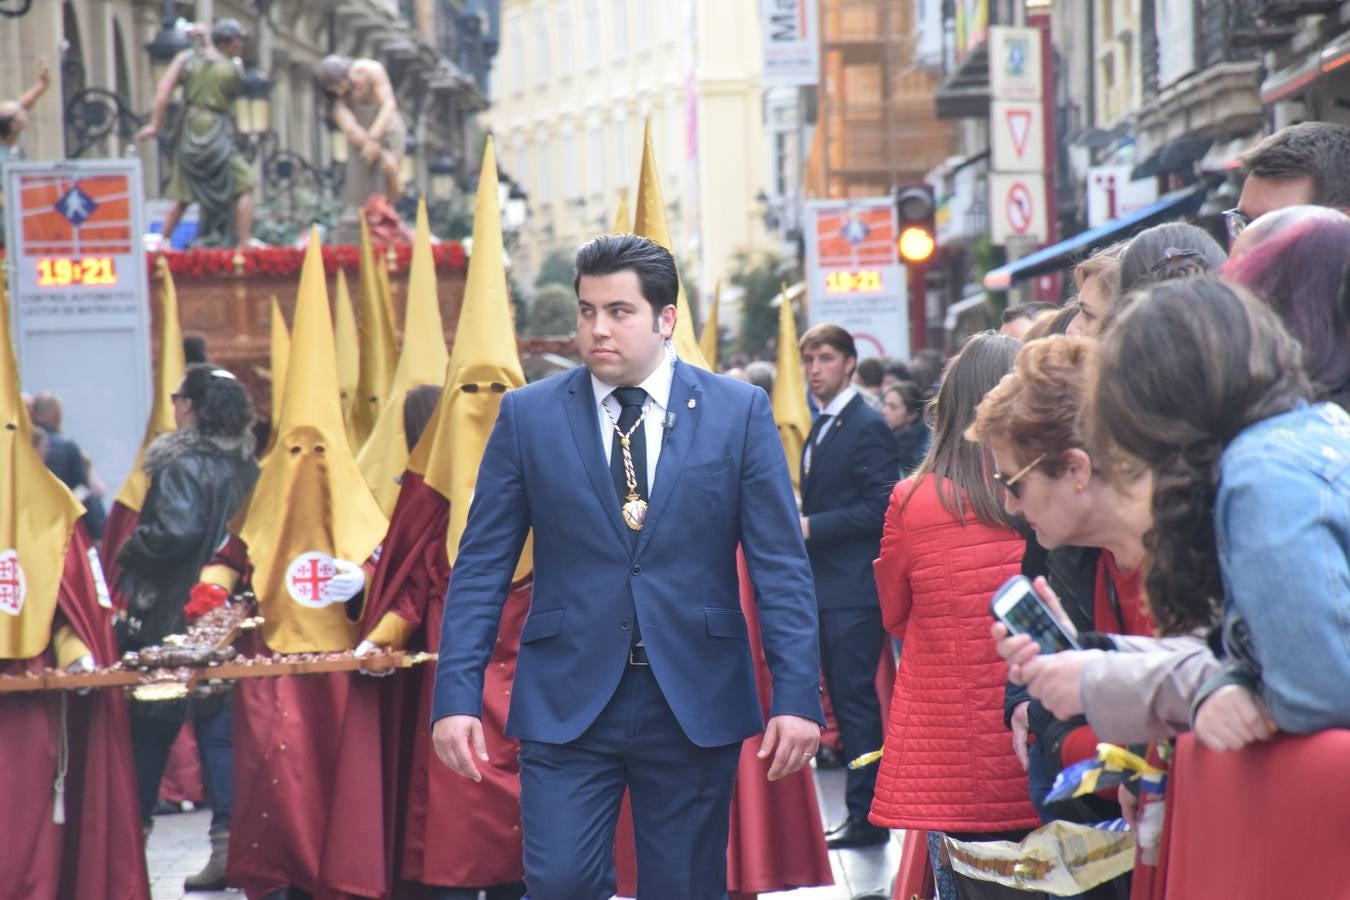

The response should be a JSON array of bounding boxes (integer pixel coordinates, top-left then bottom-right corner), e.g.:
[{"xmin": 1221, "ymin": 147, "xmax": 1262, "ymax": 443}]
[{"xmin": 52, "ymin": 692, "xmax": 69, "ymax": 825}]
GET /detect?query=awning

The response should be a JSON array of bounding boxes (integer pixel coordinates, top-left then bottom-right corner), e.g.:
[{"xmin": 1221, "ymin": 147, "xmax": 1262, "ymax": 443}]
[
  {"xmin": 1130, "ymin": 136, "xmax": 1213, "ymax": 181},
  {"xmin": 982, "ymin": 184, "xmax": 1207, "ymax": 291},
  {"xmin": 1260, "ymin": 31, "xmax": 1350, "ymax": 105}
]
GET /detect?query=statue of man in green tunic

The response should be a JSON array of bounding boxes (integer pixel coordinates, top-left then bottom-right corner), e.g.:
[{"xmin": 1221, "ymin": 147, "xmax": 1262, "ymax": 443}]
[{"xmin": 137, "ymin": 19, "xmax": 256, "ymax": 249}]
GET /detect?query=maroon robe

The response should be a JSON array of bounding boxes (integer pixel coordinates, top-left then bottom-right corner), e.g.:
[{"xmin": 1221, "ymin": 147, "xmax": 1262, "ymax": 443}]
[
  {"xmin": 227, "ymin": 537, "xmax": 411, "ymax": 900},
  {"xmin": 366, "ymin": 470, "xmax": 529, "ymax": 890},
  {"xmin": 100, "ymin": 499, "xmax": 138, "ymax": 612},
  {"xmin": 0, "ymin": 523, "xmax": 149, "ymax": 900},
  {"xmin": 614, "ymin": 551, "xmax": 834, "ymax": 898}
]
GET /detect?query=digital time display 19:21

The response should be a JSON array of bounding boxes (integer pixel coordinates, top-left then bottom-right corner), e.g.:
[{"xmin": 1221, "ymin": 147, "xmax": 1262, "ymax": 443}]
[
  {"xmin": 824, "ymin": 269, "xmax": 884, "ymax": 294},
  {"xmin": 35, "ymin": 256, "xmax": 119, "ymax": 288}
]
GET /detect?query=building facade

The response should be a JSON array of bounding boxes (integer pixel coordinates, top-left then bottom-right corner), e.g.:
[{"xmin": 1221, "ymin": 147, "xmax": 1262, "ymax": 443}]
[{"xmin": 483, "ymin": 0, "xmax": 778, "ymax": 310}]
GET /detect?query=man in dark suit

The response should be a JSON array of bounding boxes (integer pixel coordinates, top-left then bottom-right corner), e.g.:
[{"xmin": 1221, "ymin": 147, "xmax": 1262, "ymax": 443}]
[
  {"xmin": 431, "ymin": 234, "xmax": 823, "ymax": 900},
  {"xmin": 798, "ymin": 324, "xmax": 899, "ymax": 848}
]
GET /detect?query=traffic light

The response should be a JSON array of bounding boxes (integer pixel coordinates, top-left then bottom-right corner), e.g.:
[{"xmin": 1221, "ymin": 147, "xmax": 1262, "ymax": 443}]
[{"xmin": 895, "ymin": 183, "xmax": 936, "ymax": 265}]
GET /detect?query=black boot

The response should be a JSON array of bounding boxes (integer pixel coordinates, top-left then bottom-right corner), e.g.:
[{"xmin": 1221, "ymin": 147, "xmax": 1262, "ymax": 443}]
[
  {"xmin": 485, "ymin": 883, "xmax": 527, "ymax": 900},
  {"xmin": 183, "ymin": 824, "xmax": 229, "ymax": 892}
]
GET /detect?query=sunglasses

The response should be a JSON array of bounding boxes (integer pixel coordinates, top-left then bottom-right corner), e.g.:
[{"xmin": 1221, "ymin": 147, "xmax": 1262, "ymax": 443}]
[
  {"xmin": 993, "ymin": 453, "xmax": 1046, "ymax": 499},
  {"xmin": 1222, "ymin": 207, "xmax": 1250, "ymax": 243}
]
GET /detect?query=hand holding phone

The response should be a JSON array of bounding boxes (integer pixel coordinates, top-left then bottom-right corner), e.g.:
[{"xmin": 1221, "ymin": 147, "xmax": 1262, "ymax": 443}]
[{"xmin": 990, "ymin": 575, "xmax": 1080, "ymax": 655}]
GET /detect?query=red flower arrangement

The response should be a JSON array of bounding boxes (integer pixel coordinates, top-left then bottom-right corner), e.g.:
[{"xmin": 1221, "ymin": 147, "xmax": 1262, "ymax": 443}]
[{"xmin": 148, "ymin": 241, "xmax": 467, "ymax": 279}]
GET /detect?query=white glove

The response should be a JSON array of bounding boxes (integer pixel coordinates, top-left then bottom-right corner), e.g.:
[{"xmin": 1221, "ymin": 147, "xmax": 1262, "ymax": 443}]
[
  {"xmin": 67, "ymin": 655, "xmax": 96, "ymax": 695},
  {"xmin": 321, "ymin": 559, "xmax": 366, "ymax": 604},
  {"xmin": 353, "ymin": 640, "xmax": 378, "ymax": 657},
  {"xmin": 354, "ymin": 639, "xmax": 395, "ymax": 677}
]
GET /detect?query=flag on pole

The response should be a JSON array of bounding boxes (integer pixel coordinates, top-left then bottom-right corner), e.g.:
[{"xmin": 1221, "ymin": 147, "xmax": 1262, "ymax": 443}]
[
  {"xmin": 771, "ymin": 284, "xmax": 811, "ymax": 494},
  {"xmin": 699, "ymin": 280, "xmax": 720, "ymax": 369},
  {"xmin": 633, "ymin": 116, "xmax": 710, "ymax": 371}
]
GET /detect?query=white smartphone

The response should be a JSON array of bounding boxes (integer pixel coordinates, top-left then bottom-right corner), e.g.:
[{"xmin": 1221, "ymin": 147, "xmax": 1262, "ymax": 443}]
[{"xmin": 990, "ymin": 575, "xmax": 1081, "ymax": 654}]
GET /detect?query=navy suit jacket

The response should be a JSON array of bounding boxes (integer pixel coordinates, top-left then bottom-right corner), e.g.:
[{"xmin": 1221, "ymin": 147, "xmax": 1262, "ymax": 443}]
[
  {"xmin": 432, "ymin": 360, "xmax": 824, "ymax": 748},
  {"xmin": 800, "ymin": 393, "xmax": 898, "ymax": 610}
]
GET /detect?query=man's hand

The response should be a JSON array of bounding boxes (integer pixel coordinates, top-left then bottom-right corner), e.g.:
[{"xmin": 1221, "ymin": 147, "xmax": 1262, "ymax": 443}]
[
  {"xmin": 1194, "ymin": 685, "xmax": 1277, "ymax": 752},
  {"xmin": 135, "ymin": 124, "xmax": 158, "ymax": 142},
  {"xmin": 361, "ymin": 138, "xmax": 383, "ymax": 164},
  {"xmin": 799, "ymin": 516, "xmax": 810, "ymax": 540},
  {"xmin": 36, "ymin": 58, "xmax": 51, "ymax": 90},
  {"xmin": 757, "ymin": 714, "xmax": 820, "ymax": 782},
  {"xmin": 1118, "ymin": 784, "xmax": 1140, "ymax": 829},
  {"xmin": 1021, "ymin": 650, "xmax": 1097, "ymax": 720},
  {"xmin": 432, "ymin": 715, "xmax": 488, "ymax": 782},
  {"xmin": 1010, "ymin": 700, "xmax": 1031, "ymax": 770}
]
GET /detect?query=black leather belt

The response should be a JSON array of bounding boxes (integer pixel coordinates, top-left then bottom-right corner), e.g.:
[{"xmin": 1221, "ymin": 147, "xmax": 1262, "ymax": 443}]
[{"xmin": 628, "ymin": 643, "xmax": 649, "ymax": 666}]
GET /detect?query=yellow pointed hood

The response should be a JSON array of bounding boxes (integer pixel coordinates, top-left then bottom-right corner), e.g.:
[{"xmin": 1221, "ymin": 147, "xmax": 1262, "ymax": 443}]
[
  {"xmin": 350, "ymin": 215, "xmax": 399, "ymax": 449},
  {"xmin": 0, "ymin": 278, "xmax": 85, "ymax": 659},
  {"xmin": 334, "ymin": 267, "xmax": 360, "ymax": 448},
  {"xmin": 357, "ymin": 198, "xmax": 451, "ymax": 513},
  {"xmin": 268, "ymin": 295, "xmax": 290, "ymax": 434},
  {"xmin": 699, "ymin": 280, "xmax": 720, "ymax": 369},
  {"xmin": 239, "ymin": 229, "xmax": 389, "ymax": 653},
  {"xmin": 633, "ymin": 117, "xmax": 710, "ymax": 371},
  {"xmin": 771, "ymin": 284, "xmax": 811, "ymax": 494},
  {"xmin": 612, "ymin": 186, "xmax": 631, "ymax": 233},
  {"xmin": 407, "ymin": 138, "xmax": 532, "ymax": 580},
  {"xmin": 114, "ymin": 258, "xmax": 186, "ymax": 511}
]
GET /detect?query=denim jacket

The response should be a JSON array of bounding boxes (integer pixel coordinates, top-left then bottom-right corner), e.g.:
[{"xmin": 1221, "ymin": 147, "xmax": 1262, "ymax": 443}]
[{"xmin": 1194, "ymin": 402, "xmax": 1350, "ymax": 733}]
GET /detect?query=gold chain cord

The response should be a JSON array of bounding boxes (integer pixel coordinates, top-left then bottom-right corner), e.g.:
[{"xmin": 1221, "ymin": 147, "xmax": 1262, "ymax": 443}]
[{"xmin": 602, "ymin": 401, "xmax": 648, "ymax": 499}]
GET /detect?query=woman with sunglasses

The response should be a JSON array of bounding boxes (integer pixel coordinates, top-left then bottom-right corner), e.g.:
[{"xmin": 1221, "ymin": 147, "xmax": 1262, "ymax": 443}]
[
  {"xmin": 967, "ymin": 337, "xmax": 1158, "ymax": 854},
  {"xmin": 869, "ymin": 332, "xmax": 1038, "ymax": 900}
]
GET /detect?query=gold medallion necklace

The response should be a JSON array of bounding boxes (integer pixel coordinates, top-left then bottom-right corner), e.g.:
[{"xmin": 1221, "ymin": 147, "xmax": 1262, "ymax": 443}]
[{"xmin": 603, "ymin": 401, "xmax": 648, "ymax": 531}]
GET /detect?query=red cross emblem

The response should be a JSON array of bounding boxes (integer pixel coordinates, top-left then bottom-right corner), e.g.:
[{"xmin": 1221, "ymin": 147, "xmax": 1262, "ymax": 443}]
[
  {"xmin": 0, "ymin": 550, "xmax": 27, "ymax": 616},
  {"xmin": 285, "ymin": 552, "xmax": 338, "ymax": 609}
]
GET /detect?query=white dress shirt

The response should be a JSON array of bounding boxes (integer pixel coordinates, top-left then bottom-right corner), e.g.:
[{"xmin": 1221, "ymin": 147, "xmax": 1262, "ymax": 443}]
[
  {"xmin": 591, "ymin": 350, "xmax": 675, "ymax": 493},
  {"xmin": 803, "ymin": 385, "xmax": 857, "ymax": 475}
]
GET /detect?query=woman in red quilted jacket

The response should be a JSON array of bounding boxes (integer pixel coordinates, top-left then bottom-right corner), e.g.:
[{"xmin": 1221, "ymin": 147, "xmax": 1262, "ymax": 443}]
[{"xmin": 870, "ymin": 332, "xmax": 1040, "ymax": 899}]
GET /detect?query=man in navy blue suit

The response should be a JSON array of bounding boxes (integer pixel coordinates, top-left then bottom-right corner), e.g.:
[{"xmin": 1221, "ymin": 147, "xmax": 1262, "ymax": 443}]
[
  {"xmin": 798, "ymin": 324, "xmax": 899, "ymax": 849},
  {"xmin": 431, "ymin": 234, "xmax": 824, "ymax": 900}
]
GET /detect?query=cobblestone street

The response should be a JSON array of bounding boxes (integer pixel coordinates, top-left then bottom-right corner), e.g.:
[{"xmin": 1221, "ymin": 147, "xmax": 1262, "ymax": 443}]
[{"xmin": 146, "ymin": 767, "xmax": 904, "ymax": 900}]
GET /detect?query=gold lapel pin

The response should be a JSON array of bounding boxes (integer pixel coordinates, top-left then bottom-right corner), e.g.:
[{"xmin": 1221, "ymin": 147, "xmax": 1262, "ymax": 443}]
[{"xmin": 687, "ymin": 398, "xmax": 697, "ymax": 409}]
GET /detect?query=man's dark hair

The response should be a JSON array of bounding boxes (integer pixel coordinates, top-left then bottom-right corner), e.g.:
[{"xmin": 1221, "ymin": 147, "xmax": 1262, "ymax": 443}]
[
  {"xmin": 179, "ymin": 364, "xmax": 254, "ymax": 438},
  {"xmin": 798, "ymin": 322, "xmax": 857, "ymax": 360},
  {"xmin": 573, "ymin": 234, "xmax": 679, "ymax": 314},
  {"xmin": 884, "ymin": 362, "xmax": 911, "ymax": 382},
  {"xmin": 183, "ymin": 334, "xmax": 209, "ymax": 364},
  {"xmin": 1240, "ymin": 122, "xmax": 1350, "ymax": 208},
  {"xmin": 1002, "ymin": 301, "xmax": 1056, "ymax": 325},
  {"xmin": 855, "ymin": 357, "xmax": 883, "ymax": 388}
]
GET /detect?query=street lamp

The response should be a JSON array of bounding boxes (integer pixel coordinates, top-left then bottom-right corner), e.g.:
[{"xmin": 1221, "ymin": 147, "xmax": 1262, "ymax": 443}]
[
  {"xmin": 429, "ymin": 153, "xmax": 458, "ymax": 201},
  {"xmin": 498, "ymin": 178, "xmax": 529, "ymax": 231},
  {"xmin": 234, "ymin": 67, "xmax": 273, "ymax": 139},
  {"xmin": 145, "ymin": 1, "xmax": 191, "ymax": 86}
]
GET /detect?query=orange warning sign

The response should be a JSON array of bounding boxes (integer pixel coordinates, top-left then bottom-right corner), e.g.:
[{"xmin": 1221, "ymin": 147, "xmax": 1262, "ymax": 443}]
[{"xmin": 16, "ymin": 172, "xmax": 135, "ymax": 257}]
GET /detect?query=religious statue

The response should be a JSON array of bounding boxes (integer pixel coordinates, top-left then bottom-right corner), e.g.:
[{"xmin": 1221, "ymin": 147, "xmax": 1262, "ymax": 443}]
[
  {"xmin": 314, "ymin": 55, "xmax": 405, "ymax": 207},
  {"xmin": 137, "ymin": 19, "xmax": 256, "ymax": 249}
]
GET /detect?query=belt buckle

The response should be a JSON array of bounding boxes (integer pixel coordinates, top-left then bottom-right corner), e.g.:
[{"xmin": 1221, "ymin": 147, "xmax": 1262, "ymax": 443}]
[{"xmin": 628, "ymin": 643, "xmax": 649, "ymax": 666}]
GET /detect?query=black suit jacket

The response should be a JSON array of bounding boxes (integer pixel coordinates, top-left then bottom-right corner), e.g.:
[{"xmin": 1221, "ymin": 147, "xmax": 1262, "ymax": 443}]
[{"xmin": 800, "ymin": 392, "xmax": 899, "ymax": 610}]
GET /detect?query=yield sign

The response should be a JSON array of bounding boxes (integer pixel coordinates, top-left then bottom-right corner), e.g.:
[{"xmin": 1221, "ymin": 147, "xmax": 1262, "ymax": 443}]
[{"xmin": 1006, "ymin": 108, "xmax": 1032, "ymax": 158}]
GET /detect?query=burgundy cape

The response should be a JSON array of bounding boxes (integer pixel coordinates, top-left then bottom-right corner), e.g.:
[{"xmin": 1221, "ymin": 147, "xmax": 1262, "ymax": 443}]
[
  {"xmin": 366, "ymin": 470, "xmax": 529, "ymax": 890},
  {"xmin": 1143, "ymin": 731, "xmax": 1350, "ymax": 899},
  {"xmin": 227, "ymin": 538, "xmax": 411, "ymax": 899},
  {"xmin": 0, "ymin": 523, "xmax": 149, "ymax": 900},
  {"xmin": 100, "ymin": 498, "xmax": 138, "ymax": 612},
  {"xmin": 614, "ymin": 551, "xmax": 834, "ymax": 898}
]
